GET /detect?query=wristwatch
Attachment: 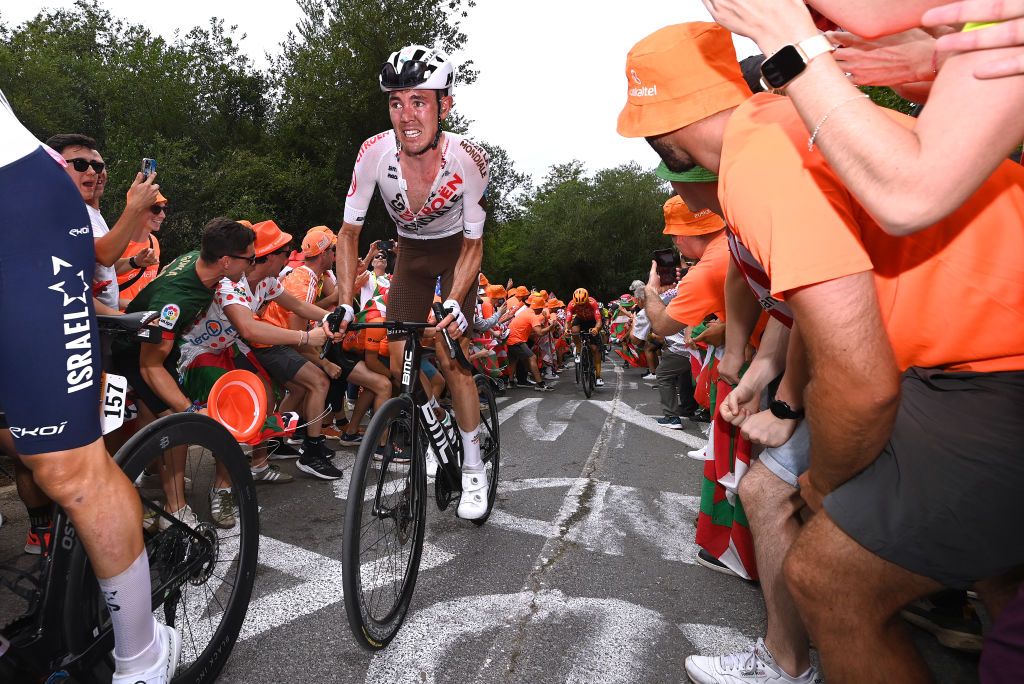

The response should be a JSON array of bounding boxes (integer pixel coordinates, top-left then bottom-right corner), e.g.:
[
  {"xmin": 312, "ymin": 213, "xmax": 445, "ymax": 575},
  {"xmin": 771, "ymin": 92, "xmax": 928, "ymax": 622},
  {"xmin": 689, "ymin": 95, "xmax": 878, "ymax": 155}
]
[
  {"xmin": 759, "ymin": 34, "xmax": 835, "ymax": 91},
  {"xmin": 769, "ymin": 398, "xmax": 805, "ymax": 421}
]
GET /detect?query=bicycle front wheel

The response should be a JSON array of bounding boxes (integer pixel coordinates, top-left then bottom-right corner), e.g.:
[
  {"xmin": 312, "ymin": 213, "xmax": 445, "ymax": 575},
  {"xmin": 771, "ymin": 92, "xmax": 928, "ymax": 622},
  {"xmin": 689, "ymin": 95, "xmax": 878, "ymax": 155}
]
[
  {"xmin": 64, "ymin": 413, "xmax": 259, "ymax": 684},
  {"xmin": 471, "ymin": 374, "xmax": 501, "ymax": 527},
  {"xmin": 342, "ymin": 396, "xmax": 426, "ymax": 651},
  {"xmin": 582, "ymin": 348, "xmax": 595, "ymax": 398}
]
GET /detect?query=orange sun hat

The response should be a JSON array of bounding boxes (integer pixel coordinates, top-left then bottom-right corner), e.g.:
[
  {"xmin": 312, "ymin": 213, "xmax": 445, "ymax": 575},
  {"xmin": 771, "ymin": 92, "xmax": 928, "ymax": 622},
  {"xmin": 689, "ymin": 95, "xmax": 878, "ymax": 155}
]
[
  {"xmin": 207, "ymin": 370, "xmax": 268, "ymax": 444},
  {"xmin": 617, "ymin": 22, "xmax": 751, "ymax": 138},
  {"xmin": 252, "ymin": 220, "xmax": 293, "ymax": 257},
  {"xmin": 663, "ymin": 195, "xmax": 725, "ymax": 236}
]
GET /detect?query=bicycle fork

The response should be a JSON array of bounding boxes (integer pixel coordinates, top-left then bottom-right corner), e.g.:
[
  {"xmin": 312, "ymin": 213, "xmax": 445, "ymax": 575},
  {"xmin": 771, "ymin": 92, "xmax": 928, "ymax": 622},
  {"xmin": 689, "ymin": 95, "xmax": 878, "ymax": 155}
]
[{"xmin": 418, "ymin": 404, "xmax": 461, "ymax": 487}]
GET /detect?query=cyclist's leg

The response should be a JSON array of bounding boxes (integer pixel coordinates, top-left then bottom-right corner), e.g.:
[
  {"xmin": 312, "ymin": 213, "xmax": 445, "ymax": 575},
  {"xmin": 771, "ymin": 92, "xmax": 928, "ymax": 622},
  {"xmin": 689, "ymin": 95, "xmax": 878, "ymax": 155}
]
[
  {"xmin": 591, "ymin": 340, "xmax": 603, "ymax": 378},
  {"xmin": 0, "ymin": 148, "xmax": 163, "ymax": 674}
]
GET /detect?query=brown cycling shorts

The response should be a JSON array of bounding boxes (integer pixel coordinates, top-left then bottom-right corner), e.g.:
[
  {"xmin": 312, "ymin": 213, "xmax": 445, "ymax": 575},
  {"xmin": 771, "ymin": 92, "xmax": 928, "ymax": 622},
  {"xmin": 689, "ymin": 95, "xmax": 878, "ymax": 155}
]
[{"xmin": 387, "ymin": 233, "xmax": 476, "ymax": 324}]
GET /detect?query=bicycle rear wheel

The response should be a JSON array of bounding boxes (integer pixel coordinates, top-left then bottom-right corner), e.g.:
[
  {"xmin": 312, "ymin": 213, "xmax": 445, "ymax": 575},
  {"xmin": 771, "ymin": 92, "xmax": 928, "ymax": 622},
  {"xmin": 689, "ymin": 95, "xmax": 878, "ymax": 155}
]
[
  {"xmin": 64, "ymin": 413, "xmax": 259, "ymax": 684},
  {"xmin": 342, "ymin": 396, "xmax": 426, "ymax": 651},
  {"xmin": 471, "ymin": 375, "xmax": 501, "ymax": 527},
  {"xmin": 582, "ymin": 348, "xmax": 595, "ymax": 398}
]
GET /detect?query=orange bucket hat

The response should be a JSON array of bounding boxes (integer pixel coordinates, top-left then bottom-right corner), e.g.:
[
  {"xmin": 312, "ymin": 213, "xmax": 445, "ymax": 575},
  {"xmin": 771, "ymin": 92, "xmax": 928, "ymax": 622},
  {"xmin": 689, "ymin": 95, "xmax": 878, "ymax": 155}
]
[
  {"xmin": 528, "ymin": 294, "xmax": 547, "ymax": 309},
  {"xmin": 207, "ymin": 370, "xmax": 268, "ymax": 444},
  {"xmin": 663, "ymin": 195, "xmax": 724, "ymax": 236},
  {"xmin": 617, "ymin": 22, "xmax": 751, "ymax": 138},
  {"xmin": 252, "ymin": 220, "xmax": 293, "ymax": 257},
  {"xmin": 307, "ymin": 225, "xmax": 338, "ymax": 246},
  {"xmin": 514, "ymin": 286, "xmax": 530, "ymax": 298},
  {"xmin": 236, "ymin": 219, "xmax": 253, "ymax": 229},
  {"xmin": 302, "ymin": 230, "xmax": 333, "ymax": 257},
  {"xmin": 486, "ymin": 284, "xmax": 507, "ymax": 299}
]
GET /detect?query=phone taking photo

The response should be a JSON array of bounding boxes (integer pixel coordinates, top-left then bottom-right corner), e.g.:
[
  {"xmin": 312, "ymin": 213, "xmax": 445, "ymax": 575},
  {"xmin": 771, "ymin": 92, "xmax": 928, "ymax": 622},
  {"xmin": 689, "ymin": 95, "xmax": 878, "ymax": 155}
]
[
  {"xmin": 652, "ymin": 248, "xmax": 681, "ymax": 286},
  {"xmin": 141, "ymin": 158, "xmax": 157, "ymax": 180}
]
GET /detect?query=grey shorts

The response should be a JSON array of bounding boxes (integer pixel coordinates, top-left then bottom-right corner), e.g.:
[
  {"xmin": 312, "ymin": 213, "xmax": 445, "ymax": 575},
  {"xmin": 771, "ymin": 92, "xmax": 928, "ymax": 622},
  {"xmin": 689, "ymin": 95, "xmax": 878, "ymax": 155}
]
[
  {"xmin": 509, "ymin": 342, "xmax": 534, "ymax": 362},
  {"xmin": 759, "ymin": 420, "xmax": 810, "ymax": 488},
  {"xmin": 251, "ymin": 345, "xmax": 309, "ymax": 385},
  {"xmin": 825, "ymin": 367, "xmax": 1024, "ymax": 589}
]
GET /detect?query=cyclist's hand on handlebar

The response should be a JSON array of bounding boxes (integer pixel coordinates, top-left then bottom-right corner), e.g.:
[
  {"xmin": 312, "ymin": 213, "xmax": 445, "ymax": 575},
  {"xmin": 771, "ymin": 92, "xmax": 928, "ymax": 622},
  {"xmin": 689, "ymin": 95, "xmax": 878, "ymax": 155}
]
[
  {"xmin": 324, "ymin": 304, "xmax": 354, "ymax": 337},
  {"xmin": 590, "ymin": 326, "xmax": 600, "ymax": 336},
  {"xmin": 440, "ymin": 299, "xmax": 469, "ymax": 340}
]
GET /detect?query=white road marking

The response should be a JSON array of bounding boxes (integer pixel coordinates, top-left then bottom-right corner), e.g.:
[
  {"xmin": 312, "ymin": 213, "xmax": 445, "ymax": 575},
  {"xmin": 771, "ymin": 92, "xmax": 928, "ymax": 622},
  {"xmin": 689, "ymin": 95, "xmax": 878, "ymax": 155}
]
[
  {"xmin": 678, "ymin": 623, "xmax": 755, "ymax": 656},
  {"xmin": 366, "ymin": 589, "xmax": 668, "ymax": 684},
  {"xmin": 236, "ymin": 534, "xmax": 454, "ymax": 642},
  {"xmin": 588, "ymin": 399, "xmax": 705, "ymax": 448}
]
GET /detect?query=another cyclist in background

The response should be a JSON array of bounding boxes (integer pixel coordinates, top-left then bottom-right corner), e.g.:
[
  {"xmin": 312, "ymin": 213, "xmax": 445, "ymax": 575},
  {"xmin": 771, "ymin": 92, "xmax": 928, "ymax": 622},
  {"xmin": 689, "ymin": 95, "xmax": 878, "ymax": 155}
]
[
  {"xmin": 0, "ymin": 90, "xmax": 176, "ymax": 684},
  {"xmin": 566, "ymin": 288, "xmax": 604, "ymax": 387},
  {"xmin": 335, "ymin": 45, "xmax": 492, "ymax": 519}
]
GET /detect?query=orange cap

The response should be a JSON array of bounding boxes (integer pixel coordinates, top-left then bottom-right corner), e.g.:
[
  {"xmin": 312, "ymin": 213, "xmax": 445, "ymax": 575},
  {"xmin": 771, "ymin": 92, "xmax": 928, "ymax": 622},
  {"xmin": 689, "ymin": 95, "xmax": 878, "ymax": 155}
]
[
  {"xmin": 486, "ymin": 284, "xmax": 507, "ymax": 299},
  {"xmin": 479, "ymin": 273, "xmax": 489, "ymax": 287},
  {"xmin": 207, "ymin": 370, "xmax": 267, "ymax": 444},
  {"xmin": 302, "ymin": 230, "xmax": 333, "ymax": 257},
  {"xmin": 307, "ymin": 225, "xmax": 337, "ymax": 246},
  {"xmin": 236, "ymin": 219, "xmax": 253, "ymax": 229},
  {"xmin": 129, "ymin": 190, "xmax": 168, "ymax": 204},
  {"xmin": 663, "ymin": 195, "xmax": 724, "ymax": 236},
  {"xmin": 251, "ymin": 220, "xmax": 292, "ymax": 257},
  {"xmin": 617, "ymin": 23, "xmax": 751, "ymax": 138}
]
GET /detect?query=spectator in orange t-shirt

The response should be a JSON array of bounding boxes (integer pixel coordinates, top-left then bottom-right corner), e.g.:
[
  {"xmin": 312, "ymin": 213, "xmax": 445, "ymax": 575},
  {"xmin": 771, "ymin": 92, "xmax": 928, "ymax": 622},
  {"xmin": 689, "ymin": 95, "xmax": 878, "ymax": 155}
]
[
  {"xmin": 506, "ymin": 294, "xmax": 556, "ymax": 391},
  {"xmin": 619, "ymin": 22, "xmax": 1024, "ymax": 684},
  {"xmin": 117, "ymin": 191, "xmax": 167, "ymax": 308}
]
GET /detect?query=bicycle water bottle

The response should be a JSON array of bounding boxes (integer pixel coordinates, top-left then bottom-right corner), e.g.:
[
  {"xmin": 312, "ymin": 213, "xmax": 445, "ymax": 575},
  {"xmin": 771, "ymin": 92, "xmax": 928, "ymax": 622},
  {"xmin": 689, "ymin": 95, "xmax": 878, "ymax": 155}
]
[{"xmin": 420, "ymin": 404, "xmax": 456, "ymax": 466}]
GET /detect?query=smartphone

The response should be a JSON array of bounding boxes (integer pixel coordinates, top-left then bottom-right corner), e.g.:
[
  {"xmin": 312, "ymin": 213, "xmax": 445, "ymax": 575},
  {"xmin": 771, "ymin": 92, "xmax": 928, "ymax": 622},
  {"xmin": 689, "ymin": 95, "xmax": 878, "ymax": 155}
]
[
  {"xmin": 652, "ymin": 248, "xmax": 681, "ymax": 286},
  {"xmin": 376, "ymin": 239, "xmax": 395, "ymax": 251},
  {"xmin": 141, "ymin": 158, "xmax": 157, "ymax": 179}
]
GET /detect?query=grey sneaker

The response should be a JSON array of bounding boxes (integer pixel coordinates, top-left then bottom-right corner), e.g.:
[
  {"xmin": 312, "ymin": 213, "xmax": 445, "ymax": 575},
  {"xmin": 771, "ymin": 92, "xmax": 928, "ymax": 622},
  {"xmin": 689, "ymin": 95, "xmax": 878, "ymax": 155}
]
[
  {"xmin": 209, "ymin": 488, "xmax": 237, "ymax": 529},
  {"xmin": 685, "ymin": 638, "xmax": 819, "ymax": 684},
  {"xmin": 250, "ymin": 463, "xmax": 294, "ymax": 484}
]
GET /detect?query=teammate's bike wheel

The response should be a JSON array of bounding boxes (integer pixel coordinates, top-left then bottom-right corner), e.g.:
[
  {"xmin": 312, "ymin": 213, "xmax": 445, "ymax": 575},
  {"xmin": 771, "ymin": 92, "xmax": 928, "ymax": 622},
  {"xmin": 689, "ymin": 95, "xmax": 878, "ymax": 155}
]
[
  {"xmin": 471, "ymin": 375, "xmax": 501, "ymax": 527},
  {"xmin": 65, "ymin": 413, "xmax": 259, "ymax": 683},
  {"xmin": 342, "ymin": 396, "xmax": 426, "ymax": 651},
  {"xmin": 582, "ymin": 347, "xmax": 595, "ymax": 398}
]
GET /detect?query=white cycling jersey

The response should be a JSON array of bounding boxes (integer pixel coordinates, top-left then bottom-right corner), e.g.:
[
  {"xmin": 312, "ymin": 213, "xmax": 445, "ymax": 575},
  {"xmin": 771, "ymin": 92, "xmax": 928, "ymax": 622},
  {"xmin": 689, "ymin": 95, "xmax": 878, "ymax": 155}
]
[{"xmin": 343, "ymin": 130, "xmax": 489, "ymax": 240}]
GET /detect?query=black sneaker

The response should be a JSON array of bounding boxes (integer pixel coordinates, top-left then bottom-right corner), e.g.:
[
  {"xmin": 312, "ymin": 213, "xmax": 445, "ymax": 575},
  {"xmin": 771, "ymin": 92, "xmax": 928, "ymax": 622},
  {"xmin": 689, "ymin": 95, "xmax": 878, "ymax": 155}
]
[
  {"xmin": 296, "ymin": 441, "xmax": 344, "ymax": 480},
  {"xmin": 901, "ymin": 592, "xmax": 984, "ymax": 653},
  {"xmin": 268, "ymin": 440, "xmax": 302, "ymax": 460},
  {"xmin": 690, "ymin": 408, "xmax": 712, "ymax": 423}
]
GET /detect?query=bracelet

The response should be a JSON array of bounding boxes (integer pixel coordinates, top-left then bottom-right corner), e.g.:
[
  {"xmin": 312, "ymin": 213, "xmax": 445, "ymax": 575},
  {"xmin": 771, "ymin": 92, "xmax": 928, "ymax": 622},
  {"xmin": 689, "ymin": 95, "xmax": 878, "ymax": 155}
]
[
  {"xmin": 302, "ymin": 330, "xmax": 309, "ymax": 346},
  {"xmin": 808, "ymin": 94, "xmax": 869, "ymax": 151},
  {"xmin": 128, "ymin": 256, "xmax": 139, "ymax": 269}
]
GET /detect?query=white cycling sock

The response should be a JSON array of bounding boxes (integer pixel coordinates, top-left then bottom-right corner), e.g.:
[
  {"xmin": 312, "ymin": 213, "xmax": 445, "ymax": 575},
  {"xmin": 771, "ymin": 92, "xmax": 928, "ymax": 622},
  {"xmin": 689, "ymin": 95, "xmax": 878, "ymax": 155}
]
[
  {"xmin": 100, "ymin": 550, "xmax": 159, "ymax": 669},
  {"xmin": 460, "ymin": 426, "xmax": 483, "ymax": 471}
]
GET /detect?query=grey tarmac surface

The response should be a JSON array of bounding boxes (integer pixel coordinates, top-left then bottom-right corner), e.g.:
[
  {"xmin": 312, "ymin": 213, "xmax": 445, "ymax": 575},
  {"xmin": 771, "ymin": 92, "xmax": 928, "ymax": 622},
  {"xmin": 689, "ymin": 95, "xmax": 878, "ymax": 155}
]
[{"xmin": 0, "ymin": 365, "xmax": 982, "ymax": 683}]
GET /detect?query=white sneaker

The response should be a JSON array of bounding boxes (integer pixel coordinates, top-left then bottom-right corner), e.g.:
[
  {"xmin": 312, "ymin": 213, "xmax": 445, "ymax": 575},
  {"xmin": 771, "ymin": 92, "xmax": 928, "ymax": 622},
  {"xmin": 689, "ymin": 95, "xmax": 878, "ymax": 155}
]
[
  {"xmin": 687, "ymin": 447, "xmax": 707, "ymax": 460},
  {"xmin": 425, "ymin": 445, "xmax": 439, "ymax": 478},
  {"xmin": 594, "ymin": 377, "xmax": 605, "ymax": 387},
  {"xmin": 456, "ymin": 469, "xmax": 489, "ymax": 520},
  {"xmin": 642, "ymin": 372, "xmax": 657, "ymax": 381},
  {"xmin": 685, "ymin": 638, "xmax": 819, "ymax": 684},
  {"xmin": 112, "ymin": 623, "xmax": 181, "ymax": 684},
  {"xmin": 156, "ymin": 504, "xmax": 199, "ymax": 532}
]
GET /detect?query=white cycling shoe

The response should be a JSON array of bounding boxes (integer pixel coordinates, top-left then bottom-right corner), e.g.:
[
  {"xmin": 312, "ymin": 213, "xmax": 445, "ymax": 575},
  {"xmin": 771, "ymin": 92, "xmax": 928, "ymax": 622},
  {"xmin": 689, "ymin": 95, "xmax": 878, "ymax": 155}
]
[
  {"xmin": 112, "ymin": 623, "xmax": 180, "ymax": 684},
  {"xmin": 595, "ymin": 377, "xmax": 605, "ymax": 387},
  {"xmin": 456, "ymin": 468, "xmax": 489, "ymax": 520},
  {"xmin": 425, "ymin": 445, "xmax": 439, "ymax": 478}
]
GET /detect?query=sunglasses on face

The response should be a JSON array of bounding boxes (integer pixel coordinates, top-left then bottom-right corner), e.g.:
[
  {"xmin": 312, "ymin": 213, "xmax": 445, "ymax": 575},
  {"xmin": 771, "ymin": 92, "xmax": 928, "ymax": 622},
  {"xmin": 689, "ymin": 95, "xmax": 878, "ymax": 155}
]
[
  {"xmin": 150, "ymin": 204, "xmax": 169, "ymax": 215},
  {"xmin": 225, "ymin": 254, "xmax": 257, "ymax": 265},
  {"xmin": 65, "ymin": 158, "xmax": 106, "ymax": 174},
  {"xmin": 373, "ymin": 254, "xmax": 387, "ymax": 261},
  {"xmin": 254, "ymin": 248, "xmax": 290, "ymax": 264}
]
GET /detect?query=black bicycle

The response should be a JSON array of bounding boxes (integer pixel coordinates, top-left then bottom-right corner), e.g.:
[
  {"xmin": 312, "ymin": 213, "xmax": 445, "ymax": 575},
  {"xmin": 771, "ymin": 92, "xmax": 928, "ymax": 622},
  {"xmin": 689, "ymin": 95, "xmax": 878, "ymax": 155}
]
[
  {"xmin": 0, "ymin": 313, "xmax": 259, "ymax": 683},
  {"xmin": 575, "ymin": 330, "xmax": 598, "ymax": 398},
  {"xmin": 339, "ymin": 304, "xmax": 500, "ymax": 650}
]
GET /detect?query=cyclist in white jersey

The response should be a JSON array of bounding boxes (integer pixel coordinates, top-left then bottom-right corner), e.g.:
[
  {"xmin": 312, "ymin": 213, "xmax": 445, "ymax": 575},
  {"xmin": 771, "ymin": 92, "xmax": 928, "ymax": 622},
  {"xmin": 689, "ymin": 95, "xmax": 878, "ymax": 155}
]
[{"xmin": 335, "ymin": 45, "xmax": 491, "ymax": 519}]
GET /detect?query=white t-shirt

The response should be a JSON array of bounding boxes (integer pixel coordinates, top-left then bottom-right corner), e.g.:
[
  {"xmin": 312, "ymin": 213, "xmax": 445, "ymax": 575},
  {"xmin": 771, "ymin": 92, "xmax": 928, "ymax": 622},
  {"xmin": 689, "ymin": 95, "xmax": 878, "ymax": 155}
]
[
  {"xmin": 343, "ymin": 130, "xmax": 489, "ymax": 240},
  {"xmin": 0, "ymin": 89, "xmax": 43, "ymax": 167},
  {"xmin": 178, "ymin": 275, "xmax": 284, "ymax": 371},
  {"xmin": 88, "ymin": 206, "xmax": 119, "ymax": 310}
]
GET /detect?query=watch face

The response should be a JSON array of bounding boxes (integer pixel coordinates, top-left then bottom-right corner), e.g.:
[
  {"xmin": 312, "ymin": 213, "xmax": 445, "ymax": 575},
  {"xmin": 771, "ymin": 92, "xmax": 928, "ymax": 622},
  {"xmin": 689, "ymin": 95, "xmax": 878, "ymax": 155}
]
[{"xmin": 761, "ymin": 45, "xmax": 806, "ymax": 89}]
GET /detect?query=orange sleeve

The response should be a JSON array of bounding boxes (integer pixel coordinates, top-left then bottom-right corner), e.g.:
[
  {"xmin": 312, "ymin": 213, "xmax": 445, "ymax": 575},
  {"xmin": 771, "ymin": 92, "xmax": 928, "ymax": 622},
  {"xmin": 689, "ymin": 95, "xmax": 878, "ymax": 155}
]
[{"xmin": 666, "ymin": 234, "xmax": 729, "ymax": 326}]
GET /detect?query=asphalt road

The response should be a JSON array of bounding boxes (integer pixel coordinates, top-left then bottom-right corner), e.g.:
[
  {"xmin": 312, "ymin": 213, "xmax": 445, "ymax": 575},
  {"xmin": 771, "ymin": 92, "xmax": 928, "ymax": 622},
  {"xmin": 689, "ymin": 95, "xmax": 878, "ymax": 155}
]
[{"xmin": 0, "ymin": 364, "xmax": 982, "ymax": 683}]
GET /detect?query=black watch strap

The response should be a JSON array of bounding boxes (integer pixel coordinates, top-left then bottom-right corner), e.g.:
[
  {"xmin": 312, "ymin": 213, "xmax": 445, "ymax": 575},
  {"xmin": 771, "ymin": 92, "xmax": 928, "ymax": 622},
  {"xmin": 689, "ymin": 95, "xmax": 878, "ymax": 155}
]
[{"xmin": 769, "ymin": 398, "xmax": 804, "ymax": 421}]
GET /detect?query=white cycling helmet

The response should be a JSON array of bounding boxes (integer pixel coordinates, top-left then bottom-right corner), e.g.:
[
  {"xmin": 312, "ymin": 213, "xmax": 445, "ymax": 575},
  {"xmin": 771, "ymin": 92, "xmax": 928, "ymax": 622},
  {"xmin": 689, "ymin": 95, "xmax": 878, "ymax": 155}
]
[{"xmin": 379, "ymin": 45, "xmax": 455, "ymax": 95}]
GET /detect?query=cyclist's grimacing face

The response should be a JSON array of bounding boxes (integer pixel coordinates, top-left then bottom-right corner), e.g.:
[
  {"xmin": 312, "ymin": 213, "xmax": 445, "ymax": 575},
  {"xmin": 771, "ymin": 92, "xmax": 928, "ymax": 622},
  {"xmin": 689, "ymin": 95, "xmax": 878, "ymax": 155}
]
[{"xmin": 388, "ymin": 89, "xmax": 452, "ymax": 154}]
